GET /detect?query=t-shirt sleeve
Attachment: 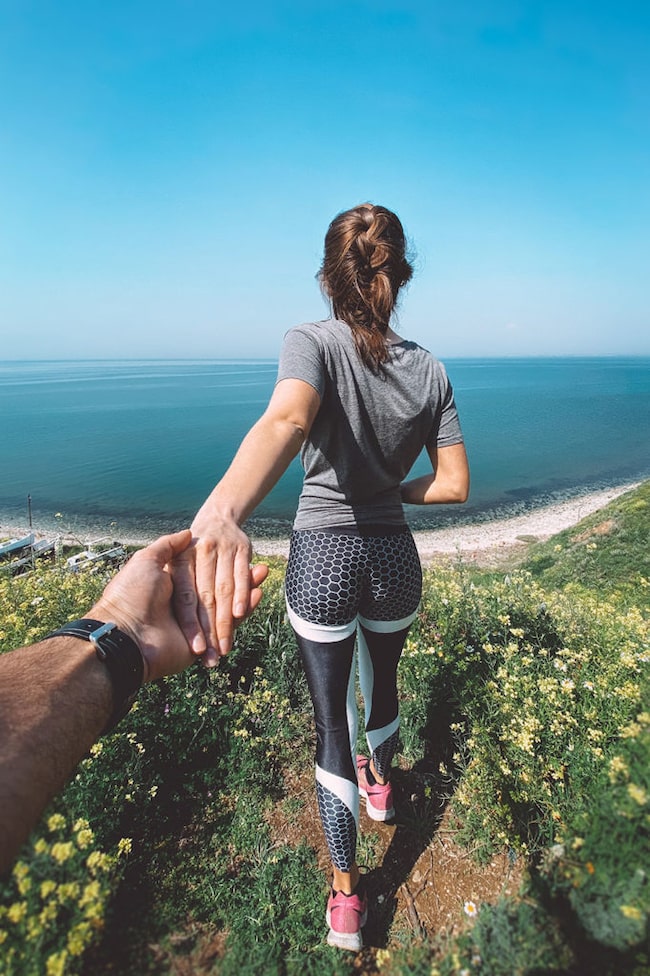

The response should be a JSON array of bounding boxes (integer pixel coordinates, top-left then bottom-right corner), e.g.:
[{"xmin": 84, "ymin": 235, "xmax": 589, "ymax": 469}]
[
  {"xmin": 276, "ymin": 325, "xmax": 326, "ymax": 398},
  {"xmin": 429, "ymin": 362, "xmax": 464, "ymax": 448}
]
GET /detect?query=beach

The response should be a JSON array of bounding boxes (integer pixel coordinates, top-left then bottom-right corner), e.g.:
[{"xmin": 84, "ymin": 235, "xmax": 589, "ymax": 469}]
[
  {"xmin": 0, "ymin": 482, "xmax": 641, "ymax": 569},
  {"xmin": 250, "ymin": 483, "xmax": 641, "ymax": 567}
]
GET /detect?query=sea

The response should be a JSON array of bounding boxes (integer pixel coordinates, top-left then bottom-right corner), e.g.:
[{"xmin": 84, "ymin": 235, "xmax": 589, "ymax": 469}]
[{"xmin": 1, "ymin": 357, "xmax": 649, "ymax": 541}]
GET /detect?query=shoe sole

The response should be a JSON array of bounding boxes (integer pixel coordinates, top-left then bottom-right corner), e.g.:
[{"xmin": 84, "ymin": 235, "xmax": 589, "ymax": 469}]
[
  {"xmin": 326, "ymin": 907, "xmax": 368, "ymax": 951},
  {"xmin": 359, "ymin": 785, "xmax": 395, "ymax": 822}
]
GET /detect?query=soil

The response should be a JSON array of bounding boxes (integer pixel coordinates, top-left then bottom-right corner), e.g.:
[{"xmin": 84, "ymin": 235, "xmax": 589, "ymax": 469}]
[{"xmin": 265, "ymin": 762, "xmax": 525, "ymax": 971}]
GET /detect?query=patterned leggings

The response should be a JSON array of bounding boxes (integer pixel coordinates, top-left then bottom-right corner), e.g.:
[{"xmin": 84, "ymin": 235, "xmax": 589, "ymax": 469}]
[{"xmin": 285, "ymin": 526, "xmax": 422, "ymax": 872}]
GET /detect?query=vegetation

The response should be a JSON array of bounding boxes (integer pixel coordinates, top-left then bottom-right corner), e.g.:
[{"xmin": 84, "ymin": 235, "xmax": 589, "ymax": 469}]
[
  {"xmin": 1, "ymin": 483, "xmax": 648, "ymax": 975},
  {"xmin": 524, "ymin": 480, "xmax": 650, "ymax": 609}
]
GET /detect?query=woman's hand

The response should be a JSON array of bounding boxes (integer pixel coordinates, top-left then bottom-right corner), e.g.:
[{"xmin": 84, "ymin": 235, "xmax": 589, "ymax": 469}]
[{"xmin": 172, "ymin": 511, "xmax": 267, "ymax": 664}]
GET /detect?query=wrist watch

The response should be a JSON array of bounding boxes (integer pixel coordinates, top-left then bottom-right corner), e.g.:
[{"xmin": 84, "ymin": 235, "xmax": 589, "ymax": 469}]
[{"xmin": 45, "ymin": 618, "xmax": 144, "ymax": 733}]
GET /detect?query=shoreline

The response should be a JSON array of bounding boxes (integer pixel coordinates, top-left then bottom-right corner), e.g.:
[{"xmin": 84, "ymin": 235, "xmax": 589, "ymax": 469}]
[
  {"xmin": 250, "ymin": 482, "xmax": 641, "ymax": 567},
  {"xmin": 2, "ymin": 482, "xmax": 639, "ymax": 569}
]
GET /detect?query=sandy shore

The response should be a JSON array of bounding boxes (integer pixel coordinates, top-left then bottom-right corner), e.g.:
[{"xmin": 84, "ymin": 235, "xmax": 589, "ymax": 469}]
[
  {"xmin": 0, "ymin": 482, "xmax": 641, "ymax": 569},
  {"xmin": 251, "ymin": 482, "xmax": 641, "ymax": 567}
]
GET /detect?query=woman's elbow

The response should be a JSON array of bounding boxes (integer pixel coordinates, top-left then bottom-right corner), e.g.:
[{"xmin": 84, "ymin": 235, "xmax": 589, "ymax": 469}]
[{"xmin": 451, "ymin": 471, "xmax": 470, "ymax": 503}]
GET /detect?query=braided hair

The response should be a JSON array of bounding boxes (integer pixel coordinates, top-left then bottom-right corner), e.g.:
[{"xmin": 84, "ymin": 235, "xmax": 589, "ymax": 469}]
[{"xmin": 319, "ymin": 203, "xmax": 413, "ymax": 371}]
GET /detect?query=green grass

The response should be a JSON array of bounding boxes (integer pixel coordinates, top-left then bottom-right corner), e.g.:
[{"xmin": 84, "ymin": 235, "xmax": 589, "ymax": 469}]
[
  {"xmin": 1, "ymin": 484, "xmax": 649, "ymax": 975},
  {"xmin": 523, "ymin": 481, "xmax": 650, "ymax": 608}
]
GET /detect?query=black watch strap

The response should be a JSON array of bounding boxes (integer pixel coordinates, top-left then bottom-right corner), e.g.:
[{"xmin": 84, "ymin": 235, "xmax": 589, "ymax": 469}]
[{"xmin": 45, "ymin": 618, "xmax": 144, "ymax": 733}]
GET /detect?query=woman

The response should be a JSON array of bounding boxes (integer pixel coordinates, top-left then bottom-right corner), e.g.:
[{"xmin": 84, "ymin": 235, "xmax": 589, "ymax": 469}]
[{"xmin": 176, "ymin": 203, "xmax": 469, "ymax": 951}]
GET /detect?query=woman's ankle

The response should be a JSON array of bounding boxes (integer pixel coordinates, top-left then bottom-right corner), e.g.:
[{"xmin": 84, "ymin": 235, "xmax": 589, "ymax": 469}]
[
  {"xmin": 369, "ymin": 759, "xmax": 386, "ymax": 786},
  {"xmin": 332, "ymin": 864, "xmax": 360, "ymax": 894}
]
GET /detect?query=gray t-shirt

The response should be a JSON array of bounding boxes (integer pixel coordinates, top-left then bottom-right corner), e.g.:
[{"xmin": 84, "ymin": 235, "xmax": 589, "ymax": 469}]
[{"xmin": 276, "ymin": 318, "xmax": 464, "ymax": 530}]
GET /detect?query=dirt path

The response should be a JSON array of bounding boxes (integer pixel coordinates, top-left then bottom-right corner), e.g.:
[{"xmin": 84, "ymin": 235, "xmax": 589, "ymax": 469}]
[{"xmin": 266, "ymin": 762, "xmax": 524, "ymax": 967}]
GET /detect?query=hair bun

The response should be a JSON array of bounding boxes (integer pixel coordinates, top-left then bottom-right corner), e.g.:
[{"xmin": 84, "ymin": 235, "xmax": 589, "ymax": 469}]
[{"xmin": 319, "ymin": 203, "xmax": 414, "ymax": 370}]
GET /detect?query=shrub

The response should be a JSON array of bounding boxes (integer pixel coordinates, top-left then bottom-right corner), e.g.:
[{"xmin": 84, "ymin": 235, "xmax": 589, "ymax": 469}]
[
  {"xmin": 541, "ymin": 711, "xmax": 650, "ymax": 952},
  {"xmin": 0, "ymin": 814, "xmax": 127, "ymax": 976}
]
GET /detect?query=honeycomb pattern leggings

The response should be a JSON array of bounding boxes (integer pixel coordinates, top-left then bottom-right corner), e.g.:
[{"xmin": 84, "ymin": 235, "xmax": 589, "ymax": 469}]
[{"xmin": 285, "ymin": 526, "xmax": 422, "ymax": 872}]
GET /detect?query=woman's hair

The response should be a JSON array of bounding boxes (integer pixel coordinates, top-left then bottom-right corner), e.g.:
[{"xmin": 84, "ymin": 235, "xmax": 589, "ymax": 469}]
[{"xmin": 319, "ymin": 202, "xmax": 413, "ymax": 371}]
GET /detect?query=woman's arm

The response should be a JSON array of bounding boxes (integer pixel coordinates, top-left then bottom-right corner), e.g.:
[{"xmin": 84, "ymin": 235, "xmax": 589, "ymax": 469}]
[
  {"xmin": 400, "ymin": 442, "xmax": 470, "ymax": 505},
  {"xmin": 173, "ymin": 378, "xmax": 321, "ymax": 659}
]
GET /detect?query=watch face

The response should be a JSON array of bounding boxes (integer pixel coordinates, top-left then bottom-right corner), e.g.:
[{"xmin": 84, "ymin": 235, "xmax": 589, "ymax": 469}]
[
  {"xmin": 90, "ymin": 621, "xmax": 117, "ymax": 640},
  {"xmin": 89, "ymin": 622, "xmax": 117, "ymax": 659}
]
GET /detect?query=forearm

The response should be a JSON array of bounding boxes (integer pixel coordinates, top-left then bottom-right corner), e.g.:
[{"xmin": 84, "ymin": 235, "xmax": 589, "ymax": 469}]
[
  {"xmin": 401, "ymin": 442, "xmax": 470, "ymax": 506},
  {"xmin": 400, "ymin": 473, "xmax": 468, "ymax": 505},
  {"xmin": 194, "ymin": 414, "xmax": 305, "ymax": 528},
  {"xmin": 0, "ymin": 638, "xmax": 112, "ymax": 875}
]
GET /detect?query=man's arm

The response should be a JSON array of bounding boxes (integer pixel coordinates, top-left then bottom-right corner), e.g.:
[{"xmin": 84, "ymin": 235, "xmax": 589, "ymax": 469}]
[
  {"xmin": 0, "ymin": 529, "xmax": 268, "ymax": 875},
  {"xmin": 0, "ymin": 634, "xmax": 114, "ymax": 875}
]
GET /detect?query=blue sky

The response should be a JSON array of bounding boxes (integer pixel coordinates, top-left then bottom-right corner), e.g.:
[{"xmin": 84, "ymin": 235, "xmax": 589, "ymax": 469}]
[{"xmin": 1, "ymin": 1, "xmax": 648, "ymax": 359}]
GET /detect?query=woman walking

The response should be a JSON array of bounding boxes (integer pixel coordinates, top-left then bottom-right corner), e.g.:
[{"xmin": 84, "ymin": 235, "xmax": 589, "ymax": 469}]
[{"xmin": 176, "ymin": 203, "xmax": 469, "ymax": 950}]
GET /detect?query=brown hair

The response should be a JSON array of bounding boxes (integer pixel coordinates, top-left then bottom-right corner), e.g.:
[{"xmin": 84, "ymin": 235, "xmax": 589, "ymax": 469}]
[{"xmin": 319, "ymin": 203, "xmax": 413, "ymax": 371}]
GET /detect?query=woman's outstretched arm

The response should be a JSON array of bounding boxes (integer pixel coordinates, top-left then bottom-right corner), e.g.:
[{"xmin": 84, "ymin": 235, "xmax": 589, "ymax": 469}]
[
  {"xmin": 173, "ymin": 378, "xmax": 321, "ymax": 660},
  {"xmin": 400, "ymin": 442, "xmax": 470, "ymax": 505}
]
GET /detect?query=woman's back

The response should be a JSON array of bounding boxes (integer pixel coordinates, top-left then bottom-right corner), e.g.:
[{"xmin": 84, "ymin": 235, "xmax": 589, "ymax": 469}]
[{"xmin": 277, "ymin": 318, "xmax": 463, "ymax": 529}]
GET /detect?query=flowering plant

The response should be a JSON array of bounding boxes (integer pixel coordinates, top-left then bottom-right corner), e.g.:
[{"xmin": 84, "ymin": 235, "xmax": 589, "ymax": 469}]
[{"xmin": 0, "ymin": 814, "xmax": 128, "ymax": 976}]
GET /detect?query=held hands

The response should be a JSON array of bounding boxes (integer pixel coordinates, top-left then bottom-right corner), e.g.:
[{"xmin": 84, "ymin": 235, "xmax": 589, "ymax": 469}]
[
  {"xmin": 90, "ymin": 529, "xmax": 268, "ymax": 681},
  {"xmin": 172, "ymin": 510, "xmax": 260, "ymax": 665}
]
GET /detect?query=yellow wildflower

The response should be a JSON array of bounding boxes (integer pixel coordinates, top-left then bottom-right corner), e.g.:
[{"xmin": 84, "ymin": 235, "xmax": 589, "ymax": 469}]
[
  {"xmin": 79, "ymin": 881, "xmax": 101, "ymax": 907},
  {"xmin": 7, "ymin": 901, "xmax": 28, "ymax": 924},
  {"xmin": 76, "ymin": 828, "xmax": 94, "ymax": 849},
  {"xmin": 12, "ymin": 861, "xmax": 29, "ymax": 880},
  {"xmin": 67, "ymin": 921, "xmax": 92, "ymax": 955},
  {"xmin": 57, "ymin": 882, "xmax": 80, "ymax": 903},
  {"xmin": 620, "ymin": 904, "xmax": 643, "ymax": 921},
  {"xmin": 46, "ymin": 949, "xmax": 68, "ymax": 976},
  {"xmin": 87, "ymin": 851, "xmax": 111, "ymax": 873},
  {"xmin": 39, "ymin": 902, "xmax": 58, "ymax": 925},
  {"xmin": 47, "ymin": 813, "xmax": 66, "ymax": 832},
  {"xmin": 40, "ymin": 880, "xmax": 57, "ymax": 899},
  {"xmin": 50, "ymin": 842, "xmax": 74, "ymax": 864},
  {"xmin": 17, "ymin": 876, "xmax": 31, "ymax": 896},
  {"xmin": 627, "ymin": 783, "xmax": 648, "ymax": 806},
  {"xmin": 83, "ymin": 899, "xmax": 104, "ymax": 922}
]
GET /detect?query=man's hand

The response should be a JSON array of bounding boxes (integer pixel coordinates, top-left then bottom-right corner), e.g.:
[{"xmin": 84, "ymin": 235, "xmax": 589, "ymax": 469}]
[{"xmin": 90, "ymin": 530, "xmax": 268, "ymax": 681}]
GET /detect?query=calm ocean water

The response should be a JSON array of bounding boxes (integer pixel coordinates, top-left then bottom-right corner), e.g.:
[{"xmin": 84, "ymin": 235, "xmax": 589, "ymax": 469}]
[{"xmin": 1, "ymin": 357, "xmax": 649, "ymax": 539}]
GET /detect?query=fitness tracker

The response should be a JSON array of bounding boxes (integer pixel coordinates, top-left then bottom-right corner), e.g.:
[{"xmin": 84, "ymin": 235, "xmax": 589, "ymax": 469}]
[{"xmin": 45, "ymin": 618, "xmax": 144, "ymax": 732}]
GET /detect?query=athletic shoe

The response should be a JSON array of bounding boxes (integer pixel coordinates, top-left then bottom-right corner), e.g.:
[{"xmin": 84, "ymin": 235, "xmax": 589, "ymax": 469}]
[
  {"xmin": 357, "ymin": 754, "xmax": 395, "ymax": 821},
  {"xmin": 326, "ymin": 886, "xmax": 368, "ymax": 951}
]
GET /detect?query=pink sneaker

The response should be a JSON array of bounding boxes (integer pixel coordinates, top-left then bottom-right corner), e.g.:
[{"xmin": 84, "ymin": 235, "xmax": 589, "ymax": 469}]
[
  {"xmin": 357, "ymin": 755, "xmax": 395, "ymax": 821},
  {"xmin": 326, "ymin": 887, "xmax": 368, "ymax": 951}
]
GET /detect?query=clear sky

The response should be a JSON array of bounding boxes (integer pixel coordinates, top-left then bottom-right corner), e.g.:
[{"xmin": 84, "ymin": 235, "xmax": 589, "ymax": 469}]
[{"xmin": 1, "ymin": 1, "xmax": 648, "ymax": 359}]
